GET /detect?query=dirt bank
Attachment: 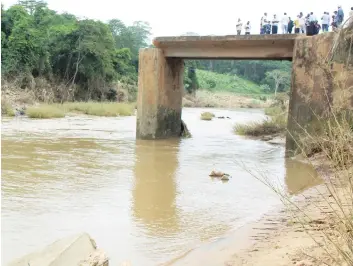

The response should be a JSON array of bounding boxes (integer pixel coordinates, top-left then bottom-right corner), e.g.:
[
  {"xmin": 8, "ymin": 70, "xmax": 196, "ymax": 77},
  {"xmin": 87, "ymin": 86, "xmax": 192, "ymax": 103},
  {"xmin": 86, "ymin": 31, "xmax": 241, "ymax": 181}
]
[
  {"xmin": 167, "ymin": 153, "xmax": 351, "ymax": 266},
  {"xmin": 226, "ymin": 153, "xmax": 351, "ymax": 266}
]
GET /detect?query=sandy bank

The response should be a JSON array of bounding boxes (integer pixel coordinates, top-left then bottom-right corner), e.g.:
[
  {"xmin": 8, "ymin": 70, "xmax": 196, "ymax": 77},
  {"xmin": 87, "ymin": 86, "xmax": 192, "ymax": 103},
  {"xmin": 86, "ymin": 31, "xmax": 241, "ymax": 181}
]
[
  {"xmin": 167, "ymin": 153, "xmax": 351, "ymax": 266},
  {"xmin": 228, "ymin": 153, "xmax": 351, "ymax": 266}
]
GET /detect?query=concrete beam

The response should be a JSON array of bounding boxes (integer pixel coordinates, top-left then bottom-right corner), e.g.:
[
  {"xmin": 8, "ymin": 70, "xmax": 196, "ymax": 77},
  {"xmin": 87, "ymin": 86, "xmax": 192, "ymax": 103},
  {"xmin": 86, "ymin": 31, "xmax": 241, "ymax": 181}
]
[
  {"xmin": 136, "ymin": 48, "xmax": 184, "ymax": 139},
  {"xmin": 153, "ymin": 34, "xmax": 298, "ymax": 60}
]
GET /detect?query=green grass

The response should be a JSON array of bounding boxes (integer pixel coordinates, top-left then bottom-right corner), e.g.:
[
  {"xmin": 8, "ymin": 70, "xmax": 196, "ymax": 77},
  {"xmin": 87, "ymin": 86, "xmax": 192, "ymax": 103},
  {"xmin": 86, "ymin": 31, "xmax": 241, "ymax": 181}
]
[
  {"xmin": 1, "ymin": 102, "xmax": 15, "ymax": 116},
  {"xmin": 200, "ymin": 111, "xmax": 215, "ymax": 121},
  {"xmin": 196, "ymin": 69, "xmax": 264, "ymax": 95},
  {"xmin": 234, "ymin": 115, "xmax": 287, "ymax": 136},
  {"xmin": 264, "ymin": 106, "xmax": 284, "ymax": 116},
  {"xmin": 27, "ymin": 105, "xmax": 65, "ymax": 119},
  {"xmin": 57, "ymin": 102, "xmax": 135, "ymax": 117},
  {"xmin": 25, "ymin": 102, "xmax": 135, "ymax": 119}
]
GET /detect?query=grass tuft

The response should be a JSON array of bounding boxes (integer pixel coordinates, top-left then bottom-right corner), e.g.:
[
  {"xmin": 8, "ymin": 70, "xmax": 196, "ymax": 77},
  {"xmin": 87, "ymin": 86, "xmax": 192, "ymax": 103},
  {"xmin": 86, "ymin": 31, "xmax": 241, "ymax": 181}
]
[
  {"xmin": 27, "ymin": 105, "xmax": 65, "ymax": 119},
  {"xmin": 58, "ymin": 102, "xmax": 135, "ymax": 117},
  {"xmin": 234, "ymin": 116, "xmax": 286, "ymax": 136},
  {"xmin": 1, "ymin": 101, "xmax": 15, "ymax": 116},
  {"xmin": 200, "ymin": 111, "xmax": 215, "ymax": 121}
]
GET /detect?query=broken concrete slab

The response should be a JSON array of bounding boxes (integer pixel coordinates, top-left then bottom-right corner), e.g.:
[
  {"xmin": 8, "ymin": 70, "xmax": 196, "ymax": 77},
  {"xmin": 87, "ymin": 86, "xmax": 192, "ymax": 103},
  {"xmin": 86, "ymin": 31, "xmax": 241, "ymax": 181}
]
[{"xmin": 8, "ymin": 232, "xmax": 108, "ymax": 266}]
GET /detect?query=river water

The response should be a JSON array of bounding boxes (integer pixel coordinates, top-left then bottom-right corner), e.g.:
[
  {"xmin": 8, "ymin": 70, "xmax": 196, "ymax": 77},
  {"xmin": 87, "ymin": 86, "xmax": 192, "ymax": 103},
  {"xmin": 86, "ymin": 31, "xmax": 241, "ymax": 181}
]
[{"xmin": 1, "ymin": 108, "xmax": 320, "ymax": 266}]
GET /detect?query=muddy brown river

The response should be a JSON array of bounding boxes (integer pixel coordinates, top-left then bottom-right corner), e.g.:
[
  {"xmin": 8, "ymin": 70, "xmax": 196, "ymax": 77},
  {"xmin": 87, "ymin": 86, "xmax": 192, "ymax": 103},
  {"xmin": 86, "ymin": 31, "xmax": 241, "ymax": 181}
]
[{"xmin": 1, "ymin": 108, "xmax": 320, "ymax": 266}]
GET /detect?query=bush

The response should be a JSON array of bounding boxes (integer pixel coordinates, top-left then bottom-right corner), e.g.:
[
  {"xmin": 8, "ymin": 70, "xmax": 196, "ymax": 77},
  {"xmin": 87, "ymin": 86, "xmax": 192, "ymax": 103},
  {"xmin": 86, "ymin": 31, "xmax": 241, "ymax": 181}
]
[
  {"xmin": 1, "ymin": 99, "xmax": 15, "ymax": 116},
  {"xmin": 234, "ymin": 115, "xmax": 287, "ymax": 136},
  {"xmin": 265, "ymin": 106, "xmax": 283, "ymax": 116},
  {"xmin": 200, "ymin": 111, "xmax": 215, "ymax": 121}
]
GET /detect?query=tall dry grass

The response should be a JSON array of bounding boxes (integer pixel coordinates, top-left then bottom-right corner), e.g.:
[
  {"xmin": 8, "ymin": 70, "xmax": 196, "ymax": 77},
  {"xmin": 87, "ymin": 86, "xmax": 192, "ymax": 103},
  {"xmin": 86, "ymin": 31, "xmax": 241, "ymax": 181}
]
[{"xmin": 243, "ymin": 23, "xmax": 353, "ymax": 265}]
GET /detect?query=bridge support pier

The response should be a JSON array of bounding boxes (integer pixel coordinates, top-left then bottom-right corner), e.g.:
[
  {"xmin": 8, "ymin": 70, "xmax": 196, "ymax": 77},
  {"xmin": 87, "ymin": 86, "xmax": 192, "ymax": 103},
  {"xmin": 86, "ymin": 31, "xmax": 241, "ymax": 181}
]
[{"xmin": 136, "ymin": 48, "xmax": 184, "ymax": 139}]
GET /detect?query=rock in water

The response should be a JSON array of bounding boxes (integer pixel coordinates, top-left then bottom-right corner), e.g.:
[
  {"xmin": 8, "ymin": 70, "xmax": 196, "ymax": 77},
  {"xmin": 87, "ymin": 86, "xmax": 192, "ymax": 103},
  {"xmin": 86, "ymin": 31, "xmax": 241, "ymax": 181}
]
[
  {"xmin": 180, "ymin": 120, "xmax": 192, "ymax": 138},
  {"xmin": 209, "ymin": 170, "xmax": 225, "ymax": 177},
  {"xmin": 221, "ymin": 174, "xmax": 230, "ymax": 181}
]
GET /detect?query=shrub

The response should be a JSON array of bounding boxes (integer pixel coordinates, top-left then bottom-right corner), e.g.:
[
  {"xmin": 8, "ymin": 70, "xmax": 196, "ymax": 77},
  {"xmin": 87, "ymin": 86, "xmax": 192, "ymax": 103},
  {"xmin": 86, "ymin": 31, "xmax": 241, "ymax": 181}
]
[
  {"xmin": 1, "ymin": 99, "xmax": 15, "ymax": 116},
  {"xmin": 200, "ymin": 111, "xmax": 215, "ymax": 121},
  {"xmin": 234, "ymin": 115, "xmax": 287, "ymax": 136},
  {"xmin": 27, "ymin": 105, "xmax": 65, "ymax": 119}
]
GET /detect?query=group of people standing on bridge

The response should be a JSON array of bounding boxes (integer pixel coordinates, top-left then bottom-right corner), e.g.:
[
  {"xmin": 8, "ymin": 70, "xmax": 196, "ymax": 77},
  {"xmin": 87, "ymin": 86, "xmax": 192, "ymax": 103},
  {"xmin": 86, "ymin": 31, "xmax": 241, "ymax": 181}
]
[{"xmin": 235, "ymin": 5, "xmax": 352, "ymax": 36}]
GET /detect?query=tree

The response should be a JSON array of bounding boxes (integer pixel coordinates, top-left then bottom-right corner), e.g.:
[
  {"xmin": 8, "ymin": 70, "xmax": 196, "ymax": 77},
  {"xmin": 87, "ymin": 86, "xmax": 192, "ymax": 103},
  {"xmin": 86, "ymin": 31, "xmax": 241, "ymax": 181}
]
[{"xmin": 265, "ymin": 70, "xmax": 291, "ymax": 96}]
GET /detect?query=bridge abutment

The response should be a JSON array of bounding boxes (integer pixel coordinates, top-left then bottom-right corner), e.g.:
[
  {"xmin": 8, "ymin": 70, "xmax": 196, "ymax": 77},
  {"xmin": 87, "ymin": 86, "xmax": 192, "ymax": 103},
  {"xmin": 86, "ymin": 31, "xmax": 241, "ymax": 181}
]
[
  {"xmin": 136, "ymin": 48, "xmax": 184, "ymax": 139},
  {"xmin": 286, "ymin": 32, "xmax": 353, "ymax": 157}
]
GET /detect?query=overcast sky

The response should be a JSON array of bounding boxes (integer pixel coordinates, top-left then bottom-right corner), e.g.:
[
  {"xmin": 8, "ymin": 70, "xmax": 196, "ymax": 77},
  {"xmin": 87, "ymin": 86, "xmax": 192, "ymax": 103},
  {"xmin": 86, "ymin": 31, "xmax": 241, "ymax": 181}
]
[{"xmin": 2, "ymin": 0, "xmax": 352, "ymax": 38}]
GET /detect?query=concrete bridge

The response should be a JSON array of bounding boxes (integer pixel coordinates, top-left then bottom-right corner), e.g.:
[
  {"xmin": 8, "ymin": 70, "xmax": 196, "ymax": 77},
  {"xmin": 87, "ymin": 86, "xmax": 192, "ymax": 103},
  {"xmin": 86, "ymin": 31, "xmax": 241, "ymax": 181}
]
[{"xmin": 136, "ymin": 33, "xmax": 352, "ymax": 156}]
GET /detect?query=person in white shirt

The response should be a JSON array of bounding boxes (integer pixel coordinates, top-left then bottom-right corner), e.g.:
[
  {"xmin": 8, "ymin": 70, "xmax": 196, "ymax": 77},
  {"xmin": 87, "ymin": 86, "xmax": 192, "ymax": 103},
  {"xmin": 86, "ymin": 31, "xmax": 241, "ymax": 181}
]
[
  {"xmin": 321, "ymin": 12, "xmax": 330, "ymax": 32},
  {"xmin": 349, "ymin": 7, "xmax": 353, "ymax": 25},
  {"xmin": 281, "ymin": 13, "xmax": 289, "ymax": 33},
  {"xmin": 245, "ymin": 21, "xmax": 251, "ymax": 35},
  {"xmin": 299, "ymin": 13, "xmax": 306, "ymax": 33},
  {"xmin": 271, "ymin": 15, "xmax": 279, "ymax": 34},
  {"xmin": 236, "ymin": 19, "xmax": 243, "ymax": 35}
]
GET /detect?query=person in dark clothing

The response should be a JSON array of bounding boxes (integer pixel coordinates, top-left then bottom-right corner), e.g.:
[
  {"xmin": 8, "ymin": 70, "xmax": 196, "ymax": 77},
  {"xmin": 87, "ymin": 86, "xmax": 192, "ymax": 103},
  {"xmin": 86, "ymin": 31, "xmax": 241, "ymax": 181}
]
[
  {"xmin": 306, "ymin": 13, "xmax": 316, "ymax": 36},
  {"xmin": 271, "ymin": 14, "xmax": 279, "ymax": 34},
  {"xmin": 287, "ymin": 17, "xmax": 294, "ymax": 33},
  {"xmin": 332, "ymin": 11, "xmax": 338, "ymax": 30},
  {"xmin": 314, "ymin": 22, "xmax": 321, "ymax": 35}
]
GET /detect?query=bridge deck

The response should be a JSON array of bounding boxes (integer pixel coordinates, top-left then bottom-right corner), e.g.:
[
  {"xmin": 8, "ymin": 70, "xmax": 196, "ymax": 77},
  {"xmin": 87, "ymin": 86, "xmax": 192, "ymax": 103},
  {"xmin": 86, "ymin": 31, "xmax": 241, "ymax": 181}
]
[{"xmin": 153, "ymin": 34, "xmax": 300, "ymax": 60}]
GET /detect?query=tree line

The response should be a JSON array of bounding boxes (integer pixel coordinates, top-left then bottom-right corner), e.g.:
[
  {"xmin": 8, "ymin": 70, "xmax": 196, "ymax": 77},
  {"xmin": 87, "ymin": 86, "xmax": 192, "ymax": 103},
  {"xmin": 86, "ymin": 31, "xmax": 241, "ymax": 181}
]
[
  {"xmin": 1, "ymin": 0, "xmax": 151, "ymax": 101},
  {"xmin": 184, "ymin": 59, "xmax": 292, "ymax": 95},
  {"xmin": 1, "ymin": 1, "xmax": 292, "ymax": 102}
]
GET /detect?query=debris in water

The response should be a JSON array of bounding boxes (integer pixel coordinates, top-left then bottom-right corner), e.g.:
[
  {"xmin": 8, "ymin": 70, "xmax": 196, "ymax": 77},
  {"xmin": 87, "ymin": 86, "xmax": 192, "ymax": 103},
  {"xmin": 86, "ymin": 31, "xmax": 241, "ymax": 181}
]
[{"xmin": 209, "ymin": 171, "xmax": 231, "ymax": 181}]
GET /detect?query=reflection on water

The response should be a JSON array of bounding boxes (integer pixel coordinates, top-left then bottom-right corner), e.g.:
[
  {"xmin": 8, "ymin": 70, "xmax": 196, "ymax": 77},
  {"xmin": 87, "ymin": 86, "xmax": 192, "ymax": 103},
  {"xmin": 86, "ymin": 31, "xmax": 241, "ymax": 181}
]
[
  {"xmin": 133, "ymin": 140, "xmax": 180, "ymax": 235},
  {"xmin": 1, "ymin": 108, "xmax": 320, "ymax": 266},
  {"xmin": 285, "ymin": 159, "xmax": 322, "ymax": 195}
]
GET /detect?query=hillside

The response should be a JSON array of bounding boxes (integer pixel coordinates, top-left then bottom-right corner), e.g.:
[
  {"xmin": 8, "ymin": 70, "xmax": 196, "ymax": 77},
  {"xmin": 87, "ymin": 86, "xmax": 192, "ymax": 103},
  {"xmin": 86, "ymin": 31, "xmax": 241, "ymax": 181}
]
[{"xmin": 196, "ymin": 69, "xmax": 264, "ymax": 95}]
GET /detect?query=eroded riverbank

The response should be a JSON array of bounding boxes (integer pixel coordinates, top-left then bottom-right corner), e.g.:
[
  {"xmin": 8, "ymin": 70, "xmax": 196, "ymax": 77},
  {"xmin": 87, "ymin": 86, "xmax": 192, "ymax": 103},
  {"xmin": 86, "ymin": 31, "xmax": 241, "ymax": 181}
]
[{"xmin": 1, "ymin": 108, "xmax": 318, "ymax": 266}]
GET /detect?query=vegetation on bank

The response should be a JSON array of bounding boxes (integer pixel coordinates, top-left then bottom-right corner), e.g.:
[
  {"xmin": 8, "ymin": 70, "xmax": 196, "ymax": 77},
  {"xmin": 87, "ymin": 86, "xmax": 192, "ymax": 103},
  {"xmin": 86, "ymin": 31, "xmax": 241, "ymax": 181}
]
[
  {"xmin": 233, "ymin": 93, "xmax": 288, "ymax": 137},
  {"xmin": 200, "ymin": 112, "xmax": 215, "ymax": 121},
  {"xmin": 195, "ymin": 70, "xmax": 264, "ymax": 94},
  {"xmin": 3, "ymin": 102, "xmax": 135, "ymax": 119},
  {"xmin": 1, "ymin": 1, "xmax": 149, "ymax": 103},
  {"xmin": 1, "ymin": 99, "xmax": 15, "ymax": 116},
  {"xmin": 27, "ymin": 105, "xmax": 65, "ymax": 118},
  {"xmin": 57, "ymin": 102, "xmax": 135, "ymax": 117},
  {"xmin": 182, "ymin": 90, "xmax": 270, "ymax": 109},
  {"xmin": 184, "ymin": 59, "xmax": 291, "ymax": 95},
  {"xmin": 234, "ymin": 115, "xmax": 286, "ymax": 136},
  {"xmin": 1, "ymin": 0, "xmax": 292, "ymax": 107}
]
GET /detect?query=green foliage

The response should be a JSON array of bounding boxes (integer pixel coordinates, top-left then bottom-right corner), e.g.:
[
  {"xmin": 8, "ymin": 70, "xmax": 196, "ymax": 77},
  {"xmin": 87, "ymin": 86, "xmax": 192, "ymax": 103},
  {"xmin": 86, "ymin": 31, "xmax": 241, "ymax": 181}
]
[
  {"xmin": 58, "ymin": 102, "xmax": 135, "ymax": 116},
  {"xmin": 1, "ymin": 99, "xmax": 15, "ymax": 116},
  {"xmin": 184, "ymin": 65, "xmax": 199, "ymax": 94},
  {"xmin": 184, "ymin": 59, "xmax": 292, "ymax": 94},
  {"xmin": 200, "ymin": 111, "xmax": 215, "ymax": 120},
  {"xmin": 195, "ymin": 69, "xmax": 263, "ymax": 95},
  {"xmin": 1, "ymin": 1, "xmax": 151, "ymax": 102},
  {"xmin": 233, "ymin": 115, "xmax": 286, "ymax": 136},
  {"xmin": 27, "ymin": 104, "xmax": 65, "ymax": 118}
]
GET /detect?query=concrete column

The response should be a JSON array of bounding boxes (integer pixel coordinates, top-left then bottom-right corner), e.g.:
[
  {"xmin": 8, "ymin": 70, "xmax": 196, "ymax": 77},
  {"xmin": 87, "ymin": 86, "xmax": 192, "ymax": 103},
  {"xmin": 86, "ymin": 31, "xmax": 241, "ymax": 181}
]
[{"xmin": 136, "ymin": 48, "xmax": 184, "ymax": 139}]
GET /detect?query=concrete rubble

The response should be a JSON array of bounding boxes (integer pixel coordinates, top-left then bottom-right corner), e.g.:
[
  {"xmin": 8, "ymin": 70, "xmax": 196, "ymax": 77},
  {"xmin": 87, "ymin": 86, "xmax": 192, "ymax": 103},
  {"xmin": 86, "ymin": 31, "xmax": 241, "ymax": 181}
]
[{"xmin": 8, "ymin": 233, "xmax": 109, "ymax": 266}]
